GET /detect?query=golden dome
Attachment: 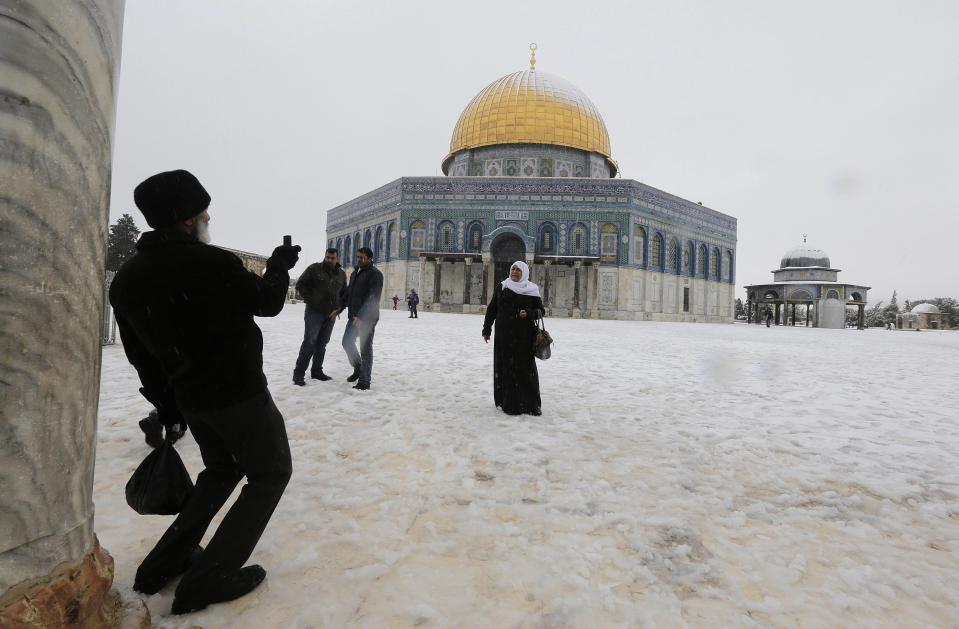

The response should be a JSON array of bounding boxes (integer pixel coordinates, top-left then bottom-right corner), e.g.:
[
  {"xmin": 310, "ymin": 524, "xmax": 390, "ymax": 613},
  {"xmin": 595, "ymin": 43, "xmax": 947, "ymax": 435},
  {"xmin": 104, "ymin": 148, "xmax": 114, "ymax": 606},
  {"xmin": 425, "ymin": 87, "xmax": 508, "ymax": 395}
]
[{"xmin": 443, "ymin": 70, "xmax": 614, "ymax": 173}]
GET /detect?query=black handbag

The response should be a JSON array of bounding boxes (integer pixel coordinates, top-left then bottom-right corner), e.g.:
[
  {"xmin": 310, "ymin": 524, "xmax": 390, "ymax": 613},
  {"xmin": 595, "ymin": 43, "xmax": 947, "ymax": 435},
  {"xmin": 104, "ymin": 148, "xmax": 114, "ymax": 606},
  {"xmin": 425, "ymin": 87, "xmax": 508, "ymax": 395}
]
[
  {"xmin": 533, "ymin": 317, "xmax": 553, "ymax": 360},
  {"xmin": 125, "ymin": 441, "xmax": 194, "ymax": 515}
]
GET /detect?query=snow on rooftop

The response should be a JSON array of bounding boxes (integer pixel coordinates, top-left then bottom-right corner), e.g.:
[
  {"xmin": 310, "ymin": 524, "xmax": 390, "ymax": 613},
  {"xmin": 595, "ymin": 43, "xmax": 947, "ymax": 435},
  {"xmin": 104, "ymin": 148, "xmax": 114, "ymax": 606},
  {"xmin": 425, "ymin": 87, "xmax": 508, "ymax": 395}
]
[{"xmin": 95, "ymin": 306, "xmax": 959, "ymax": 627}]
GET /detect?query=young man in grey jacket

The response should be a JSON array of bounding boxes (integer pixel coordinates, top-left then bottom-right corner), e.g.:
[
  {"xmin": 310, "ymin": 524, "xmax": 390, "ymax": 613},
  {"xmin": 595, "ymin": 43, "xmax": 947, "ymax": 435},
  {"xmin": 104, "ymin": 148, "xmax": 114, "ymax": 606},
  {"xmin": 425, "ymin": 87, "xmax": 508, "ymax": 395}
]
[
  {"xmin": 293, "ymin": 248, "xmax": 347, "ymax": 385},
  {"xmin": 342, "ymin": 247, "xmax": 383, "ymax": 390}
]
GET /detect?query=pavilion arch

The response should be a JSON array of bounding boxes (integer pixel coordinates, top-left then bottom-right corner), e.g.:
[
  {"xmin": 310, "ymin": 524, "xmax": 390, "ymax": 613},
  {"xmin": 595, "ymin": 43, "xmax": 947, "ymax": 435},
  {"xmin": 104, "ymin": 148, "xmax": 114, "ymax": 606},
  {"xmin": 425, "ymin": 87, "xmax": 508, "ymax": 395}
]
[
  {"xmin": 436, "ymin": 219, "xmax": 455, "ymax": 251},
  {"xmin": 849, "ymin": 291, "xmax": 864, "ymax": 302},
  {"xmin": 826, "ymin": 289, "xmax": 840, "ymax": 300},
  {"xmin": 650, "ymin": 232, "xmax": 665, "ymax": 269},
  {"xmin": 466, "ymin": 221, "xmax": 483, "ymax": 253},
  {"xmin": 633, "ymin": 225, "xmax": 646, "ymax": 265},
  {"xmin": 789, "ymin": 289, "xmax": 813, "ymax": 301},
  {"xmin": 763, "ymin": 290, "xmax": 780, "ymax": 300},
  {"xmin": 538, "ymin": 221, "xmax": 557, "ymax": 254}
]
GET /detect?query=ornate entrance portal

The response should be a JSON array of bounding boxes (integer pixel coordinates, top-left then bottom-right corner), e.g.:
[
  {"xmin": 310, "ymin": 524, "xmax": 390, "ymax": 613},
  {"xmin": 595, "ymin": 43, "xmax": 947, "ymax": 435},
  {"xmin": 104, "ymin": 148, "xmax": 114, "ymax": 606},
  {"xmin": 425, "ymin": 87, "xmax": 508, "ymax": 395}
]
[{"xmin": 491, "ymin": 234, "xmax": 526, "ymax": 285}]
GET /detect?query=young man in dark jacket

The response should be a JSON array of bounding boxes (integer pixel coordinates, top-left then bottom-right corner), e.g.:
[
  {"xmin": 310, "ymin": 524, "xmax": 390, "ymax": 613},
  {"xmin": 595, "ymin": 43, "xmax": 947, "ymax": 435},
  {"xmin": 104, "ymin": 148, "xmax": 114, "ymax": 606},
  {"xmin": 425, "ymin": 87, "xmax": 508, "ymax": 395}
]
[
  {"xmin": 341, "ymin": 247, "xmax": 383, "ymax": 390},
  {"xmin": 109, "ymin": 170, "xmax": 300, "ymax": 615},
  {"xmin": 292, "ymin": 248, "xmax": 347, "ymax": 384}
]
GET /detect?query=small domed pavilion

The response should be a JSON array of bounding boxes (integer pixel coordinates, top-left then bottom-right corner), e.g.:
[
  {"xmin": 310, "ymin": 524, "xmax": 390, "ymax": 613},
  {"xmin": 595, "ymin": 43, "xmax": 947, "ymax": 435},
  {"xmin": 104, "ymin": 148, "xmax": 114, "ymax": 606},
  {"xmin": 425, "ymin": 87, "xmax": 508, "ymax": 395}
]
[
  {"xmin": 896, "ymin": 303, "xmax": 946, "ymax": 330},
  {"xmin": 745, "ymin": 238, "xmax": 871, "ymax": 329}
]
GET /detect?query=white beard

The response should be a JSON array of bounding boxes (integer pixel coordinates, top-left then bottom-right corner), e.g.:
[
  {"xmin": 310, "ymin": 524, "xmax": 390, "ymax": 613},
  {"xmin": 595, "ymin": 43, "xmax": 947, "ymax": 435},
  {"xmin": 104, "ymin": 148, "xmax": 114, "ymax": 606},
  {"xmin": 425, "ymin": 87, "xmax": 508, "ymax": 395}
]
[{"xmin": 195, "ymin": 218, "xmax": 211, "ymax": 244}]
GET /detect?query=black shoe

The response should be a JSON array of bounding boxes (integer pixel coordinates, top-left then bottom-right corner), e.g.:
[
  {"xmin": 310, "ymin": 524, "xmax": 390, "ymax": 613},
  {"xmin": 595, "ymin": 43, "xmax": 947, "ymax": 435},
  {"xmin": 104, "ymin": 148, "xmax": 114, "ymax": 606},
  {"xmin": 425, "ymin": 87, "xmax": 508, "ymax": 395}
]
[
  {"xmin": 346, "ymin": 368, "xmax": 361, "ymax": 383},
  {"xmin": 133, "ymin": 545, "xmax": 203, "ymax": 595},
  {"xmin": 352, "ymin": 382, "xmax": 370, "ymax": 390},
  {"xmin": 292, "ymin": 375, "xmax": 305, "ymax": 386},
  {"xmin": 171, "ymin": 565, "xmax": 266, "ymax": 615},
  {"xmin": 311, "ymin": 371, "xmax": 332, "ymax": 381}
]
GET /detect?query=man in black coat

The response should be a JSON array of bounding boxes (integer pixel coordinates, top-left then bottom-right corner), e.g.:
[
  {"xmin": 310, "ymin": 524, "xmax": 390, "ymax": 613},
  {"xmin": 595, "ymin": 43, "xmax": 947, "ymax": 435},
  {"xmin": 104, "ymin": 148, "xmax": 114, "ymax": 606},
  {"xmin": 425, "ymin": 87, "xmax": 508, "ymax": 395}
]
[
  {"xmin": 292, "ymin": 248, "xmax": 347, "ymax": 384},
  {"xmin": 341, "ymin": 246, "xmax": 383, "ymax": 390},
  {"xmin": 109, "ymin": 169, "xmax": 300, "ymax": 615}
]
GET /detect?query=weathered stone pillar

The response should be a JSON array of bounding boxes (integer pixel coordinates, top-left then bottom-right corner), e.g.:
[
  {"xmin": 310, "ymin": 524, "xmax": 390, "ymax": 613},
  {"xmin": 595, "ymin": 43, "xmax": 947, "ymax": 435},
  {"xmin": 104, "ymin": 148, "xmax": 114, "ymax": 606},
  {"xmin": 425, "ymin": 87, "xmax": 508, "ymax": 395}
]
[
  {"xmin": 0, "ymin": 1, "xmax": 147, "ymax": 626},
  {"xmin": 463, "ymin": 257, "xmax": 472, "ymax": 311},
  {"xmin": 482, "ymin": 253, "xmax": 493, "ymax": 305},
  {"xmin": 587, "ymin": 263, "xmax": 600, "ymax": 318},
  {"xmin": 542, "ymin": 260, "xmax": 552, "ymax": 307},
  {"xmin": 433, "ymin": 257, "xmax": 443, "ymax": 310},
  {"xmin": 572, "ymin": 261, "xmax": 582, "ymax": 315}
]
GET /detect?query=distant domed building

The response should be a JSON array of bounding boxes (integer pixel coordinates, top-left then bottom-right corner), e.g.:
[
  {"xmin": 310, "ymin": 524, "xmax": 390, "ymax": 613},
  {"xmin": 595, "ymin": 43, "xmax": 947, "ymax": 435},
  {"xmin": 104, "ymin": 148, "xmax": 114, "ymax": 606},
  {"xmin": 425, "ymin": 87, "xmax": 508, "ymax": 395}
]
[
  {"xmin": 744, "ymin": 239, "xmax": 871, "ymax": 329},
  {"xmin": 325, "ymin": 50, "xmax": 738, "ymax": 321},
  {"xmin": 897, "ymin": 303, "xmax": 947, "ymax": 330}
]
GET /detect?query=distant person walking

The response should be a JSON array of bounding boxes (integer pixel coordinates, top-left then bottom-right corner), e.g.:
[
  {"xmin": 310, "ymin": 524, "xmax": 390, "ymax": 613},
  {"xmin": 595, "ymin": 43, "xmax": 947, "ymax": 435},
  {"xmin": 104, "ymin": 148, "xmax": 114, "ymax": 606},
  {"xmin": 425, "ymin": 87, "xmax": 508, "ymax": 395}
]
[
  {"xmin": 110, "ymin": 170, "xmax": 298, "ymax": 614},
  {"xmin": 392, "ymin": 294, "xmax": 399, "ymax": 310},
  {"xmin": 342, "ymin": 247, "xmax": 383, "ymax": 390},
  {"xmin": 407, "ymin": 289, "xmax": 419, "ymax": 318},
  {"xmin": 292, "ymin": 248, "xmax": 347, "ymax": 385},
  {"xmin": 482, "ymin": 261, "xmax": 544, "ymax": 416}
]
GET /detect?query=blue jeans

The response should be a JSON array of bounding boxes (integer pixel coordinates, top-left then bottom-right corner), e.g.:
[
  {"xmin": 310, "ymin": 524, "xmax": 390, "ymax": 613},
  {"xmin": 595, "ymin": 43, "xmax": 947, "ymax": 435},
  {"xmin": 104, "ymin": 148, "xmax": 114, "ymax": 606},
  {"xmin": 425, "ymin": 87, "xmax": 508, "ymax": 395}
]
[
  {"xmin": 294, "ymin": 309, "xmax": 337, "ymax": 377},
  {"xmin": 341, "ymin": 318, "xmax": 376, "ymax": 385}
]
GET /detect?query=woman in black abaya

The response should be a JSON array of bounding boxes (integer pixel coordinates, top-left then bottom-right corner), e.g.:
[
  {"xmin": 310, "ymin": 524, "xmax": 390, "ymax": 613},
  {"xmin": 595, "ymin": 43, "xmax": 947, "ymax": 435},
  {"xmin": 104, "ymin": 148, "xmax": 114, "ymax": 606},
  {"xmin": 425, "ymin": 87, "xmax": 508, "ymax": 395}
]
[{"xmin": 482, "ymin": 260, "xmax": 545, "ymax": 416}]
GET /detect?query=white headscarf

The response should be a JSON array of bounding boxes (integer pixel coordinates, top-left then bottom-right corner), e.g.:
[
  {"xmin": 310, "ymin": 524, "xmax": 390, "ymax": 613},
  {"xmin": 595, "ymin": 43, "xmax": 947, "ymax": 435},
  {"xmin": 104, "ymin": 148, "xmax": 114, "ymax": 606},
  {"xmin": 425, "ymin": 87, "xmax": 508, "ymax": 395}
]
[{"xmin": 501, "ymin": 260, "xmax": 541, "ymax": 297}]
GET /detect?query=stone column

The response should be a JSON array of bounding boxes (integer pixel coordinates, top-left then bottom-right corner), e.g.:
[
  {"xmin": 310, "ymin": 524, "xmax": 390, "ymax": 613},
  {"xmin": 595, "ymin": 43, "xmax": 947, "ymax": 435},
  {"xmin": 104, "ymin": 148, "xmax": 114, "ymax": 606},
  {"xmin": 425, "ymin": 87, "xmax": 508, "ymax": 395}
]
[
  {"xmin": 542, "ymin": 260, "xmax": 552, "ymax": 307},
  {"xmin": 433, "ymin": 257, "xmax": 443, "ymax": 310},
  {"xmin": 587, "ymin": 263, "xmax": 600, "ymax": 318},
  {"xmin": 0, "ymin": 2, "xmax": 147, "ymax": 626},
  {"xmin": 572, "ymin": 261, "xmax": 582, "ymax": 316},
  {"xmin": 463, "ymin": 257, "xmax": 472, "ymax": 312},
  {"xmin": 481, "ymin": 253, "xmax": 493, "ymax": 305}
]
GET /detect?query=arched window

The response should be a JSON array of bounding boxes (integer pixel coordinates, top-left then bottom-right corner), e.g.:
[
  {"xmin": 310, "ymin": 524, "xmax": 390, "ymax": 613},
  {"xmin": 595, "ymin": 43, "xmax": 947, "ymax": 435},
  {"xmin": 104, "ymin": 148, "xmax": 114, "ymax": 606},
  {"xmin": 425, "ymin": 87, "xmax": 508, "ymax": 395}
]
[
  {"xmin": 683, "ymin": 241, "xmax": 693, "ymax": 274},
  {"xmin": 409, "ymin": 220, "xmax": 425, "ymax": 251},
  {"xmin": 698, "ymin": 244, "xmax": 708, "ymax": 276},
  {"xmin": 466, "ymin": 222, "xmax": 483, "ymax": 252},
  {"xmin": 570, "ymin": 224, "xmax": 588, "ymax": 256},
  {"xmin": 387, "ymin": 223, "xmax": 397, "ymax": 259},
  {"xmin": 666, "ymin": 237, "xmax": 679, "ymax": 273},
  {"xmin": 634, "ymin": 226, "xmax": 646, "ymax": 264},
  {"xmin": 364, "ymin": 228, "xmax": 372, "ymax": 251},
  {"xmin": 651, "ymin": 233, "xmax": 664, "ymax": 269},
  {"xmin": 344, "ymin": 235, "xmax": 352, "ymax": 265},
  {"xmin": 375, "ymin": 226, "xmax": 384, "ymax": 262},
  {"xmin": 336, "ymin": 237, "xmax": 342, "ymax": 257},
  {"xmin": 601, "ymin": 224, "xmax": 618, "ymax": 258},
  {"xmin": 725, "ymin": 250, "xmax": 733, "ymax": 281},
  {"xmin": 540, "ymin": 223, "xmax": 556, "ymax": 253},
  {"xmin": 437, "ymin": 220, "xmax": 455, "ymax": 251},
  {"xmin": 353, "ymin": 231, "xmax": 361, "ymax": 253},
  {"xmin": 709, "ymin": 247, "xmax": 719, "ymax": 279}
]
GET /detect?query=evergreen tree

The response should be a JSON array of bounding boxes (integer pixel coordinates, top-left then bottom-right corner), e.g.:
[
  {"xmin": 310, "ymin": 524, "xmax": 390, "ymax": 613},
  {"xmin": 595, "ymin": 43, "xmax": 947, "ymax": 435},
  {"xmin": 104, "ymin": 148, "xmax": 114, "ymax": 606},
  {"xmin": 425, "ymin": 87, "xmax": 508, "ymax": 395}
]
[
  {"xmin": 106, "ymin": 214, "xmax": 140, "ymax": 272},
  {"xmin": 863, "ymin": 300, "xmax": 885, "ymax": 327},
  {"xmin": 880, "ymin": 290, "xmax": 901, "ymax": 326},
  {"xmin": 734, "ymin": 298, "xmax": 744, "ymax": 319}
]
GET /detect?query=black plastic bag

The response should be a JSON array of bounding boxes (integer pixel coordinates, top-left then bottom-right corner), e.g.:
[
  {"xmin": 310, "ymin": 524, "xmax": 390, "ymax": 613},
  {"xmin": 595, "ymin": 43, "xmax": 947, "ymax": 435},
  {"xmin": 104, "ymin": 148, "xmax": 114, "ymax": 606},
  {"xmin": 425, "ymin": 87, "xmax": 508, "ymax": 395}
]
[{"xmin": 125, "ymin": 442, "xmax": 194, "ymax": 515}]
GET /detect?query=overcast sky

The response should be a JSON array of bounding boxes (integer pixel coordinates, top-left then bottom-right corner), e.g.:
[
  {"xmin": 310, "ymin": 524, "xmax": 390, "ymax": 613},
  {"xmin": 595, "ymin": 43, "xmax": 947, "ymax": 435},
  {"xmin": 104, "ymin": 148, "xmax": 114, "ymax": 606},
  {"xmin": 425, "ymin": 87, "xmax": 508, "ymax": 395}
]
[{"xmin": 109, "ymin": 0, "xmax": 959, "ymax": 303}]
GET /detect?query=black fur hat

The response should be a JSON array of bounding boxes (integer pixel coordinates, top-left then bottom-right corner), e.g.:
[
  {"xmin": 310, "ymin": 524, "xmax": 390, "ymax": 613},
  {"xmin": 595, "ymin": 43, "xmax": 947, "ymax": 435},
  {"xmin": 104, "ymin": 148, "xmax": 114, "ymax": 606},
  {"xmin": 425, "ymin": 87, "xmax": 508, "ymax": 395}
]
[{"xmin": 134, "ymin": 170, "xmax": 211, "ymax": 229}]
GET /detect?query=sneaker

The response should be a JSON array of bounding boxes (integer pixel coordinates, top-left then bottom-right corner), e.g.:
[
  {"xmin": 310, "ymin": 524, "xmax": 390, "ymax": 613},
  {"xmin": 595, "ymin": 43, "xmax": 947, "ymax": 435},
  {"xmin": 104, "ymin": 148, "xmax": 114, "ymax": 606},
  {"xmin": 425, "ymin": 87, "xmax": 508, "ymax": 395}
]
[
  {"xmin": 346, "ymin": 368, "xmax": 361, "ymax": 383},
  {"xmin": 311, "ymin": 371, "xmax": 332, "ymax": 381},
  {"xmin": 292, "ymin": 376, "xmax": 305, "ymax": 386},
  {"xmin": 352, "ymin": 382, "xmax": 370, "ymax": 390},
  {"xmin": 171, "ymin": 565, "xmax": 266, "ymax": 615},
  {"xmin": 133, "ymin": 545, "xmax": 203, "ymax": 595}
]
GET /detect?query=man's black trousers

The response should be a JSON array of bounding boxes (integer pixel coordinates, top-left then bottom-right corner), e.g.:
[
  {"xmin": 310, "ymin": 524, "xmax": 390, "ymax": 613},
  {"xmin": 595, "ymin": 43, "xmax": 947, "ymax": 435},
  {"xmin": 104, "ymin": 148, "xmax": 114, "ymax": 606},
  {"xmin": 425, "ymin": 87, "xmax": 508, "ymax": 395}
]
[{"xmin": 136, "ymin": 390, "xmax": 292, "ymax": 595}]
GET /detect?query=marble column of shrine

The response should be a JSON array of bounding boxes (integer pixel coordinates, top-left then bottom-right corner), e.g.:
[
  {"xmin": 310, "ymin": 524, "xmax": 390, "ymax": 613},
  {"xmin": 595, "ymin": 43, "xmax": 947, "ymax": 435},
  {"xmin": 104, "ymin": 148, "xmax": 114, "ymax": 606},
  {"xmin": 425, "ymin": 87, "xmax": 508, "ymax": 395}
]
[{"xmin": 0, "ymin": 1, "xmax": 148, "ymax": 626}]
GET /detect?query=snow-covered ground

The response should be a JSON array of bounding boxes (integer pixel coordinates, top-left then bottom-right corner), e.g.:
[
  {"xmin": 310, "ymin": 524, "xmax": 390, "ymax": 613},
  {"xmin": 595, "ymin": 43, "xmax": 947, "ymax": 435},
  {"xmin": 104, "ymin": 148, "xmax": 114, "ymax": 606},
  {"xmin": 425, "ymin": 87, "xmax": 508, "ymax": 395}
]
[{"xmin": 94, "ymin": 305, "xmax": 959, "ymax": 628}]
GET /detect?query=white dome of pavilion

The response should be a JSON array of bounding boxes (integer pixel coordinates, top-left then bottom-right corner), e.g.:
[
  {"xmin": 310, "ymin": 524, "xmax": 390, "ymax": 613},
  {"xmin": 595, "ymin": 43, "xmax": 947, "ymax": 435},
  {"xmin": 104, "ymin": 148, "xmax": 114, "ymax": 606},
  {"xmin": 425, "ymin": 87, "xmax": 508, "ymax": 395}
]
[{"xmin": 910, "ymin": 303, "xmax": 940, "ymax": 314}]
